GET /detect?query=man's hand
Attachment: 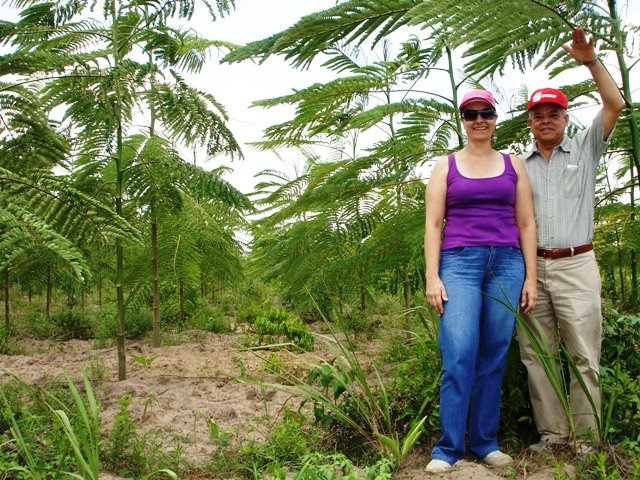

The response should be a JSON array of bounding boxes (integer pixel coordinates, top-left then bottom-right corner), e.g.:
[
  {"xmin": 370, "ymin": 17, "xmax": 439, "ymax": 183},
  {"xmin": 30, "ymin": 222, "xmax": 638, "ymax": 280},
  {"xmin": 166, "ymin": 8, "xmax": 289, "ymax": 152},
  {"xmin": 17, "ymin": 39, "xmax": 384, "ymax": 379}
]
[{"xmin": 562, "ymin": 27, "xmax": 596, "ymax": 65}]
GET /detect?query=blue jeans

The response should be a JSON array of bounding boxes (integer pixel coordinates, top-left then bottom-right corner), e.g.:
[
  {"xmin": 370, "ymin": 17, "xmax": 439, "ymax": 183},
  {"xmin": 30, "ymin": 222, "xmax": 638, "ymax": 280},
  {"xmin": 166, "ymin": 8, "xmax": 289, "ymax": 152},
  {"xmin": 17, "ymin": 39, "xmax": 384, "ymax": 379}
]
[{"xmin": 431, "ymin": 246, "xmax": 524, "ymax": 464}]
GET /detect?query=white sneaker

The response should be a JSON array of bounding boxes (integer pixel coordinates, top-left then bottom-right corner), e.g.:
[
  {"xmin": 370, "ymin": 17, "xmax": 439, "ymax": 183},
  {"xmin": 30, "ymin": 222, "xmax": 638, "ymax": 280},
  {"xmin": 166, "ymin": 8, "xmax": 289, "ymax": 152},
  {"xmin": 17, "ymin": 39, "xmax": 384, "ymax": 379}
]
[
  {"xmin": 482, "ymin": 450, "xmax": 513, "ymax": 467},
  {"xmin": 425, "ymin": 459, "xmax": 452, "ymax": 472}
]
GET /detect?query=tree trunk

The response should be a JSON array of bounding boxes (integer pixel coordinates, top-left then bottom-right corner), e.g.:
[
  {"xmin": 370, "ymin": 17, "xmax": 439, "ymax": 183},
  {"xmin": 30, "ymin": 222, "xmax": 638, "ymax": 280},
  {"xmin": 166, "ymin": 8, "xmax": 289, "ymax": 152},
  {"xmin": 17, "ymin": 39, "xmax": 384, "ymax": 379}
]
[
  {"xmin": 630, "ymin": 250, "xmax": 638, "ymax": 310},
  {"xmin": 3, "ymin": 267, "xmax": 9, "ymax": 336},
  {"xmin": 113, "ymin": 1, "xmax": 127, "ymax": 381},
  {"xmin": 629, "ymin": 155, "xmax": 637, "ymax": 309},
  {"xmin": 45, "ymin": 266, "xmax": 52, "ymax": 318},
  {"xmin": 114, "ymin": 107, "xmax": 127, "ymax": 381},
  {"xmin": 610, "ymin": 0, "xmax": 639, "ymax": 309},
  {"xmin": 151, "ymin": 220, "xmax": 161, "ymax": 347},
  {"xmin": 179, "ymin": 282, "xmax": 185, "ymax": 323},
  {"xmin": 616, "ymin": 243, "xmax": 626, "ymax": 306},
  {"xmin": 402, "ymin": 265, "xmax": 411, "ymax": 310},
  {"xmin": 610, "ymin": 0, "xmax": 640, "ymax": 183}
]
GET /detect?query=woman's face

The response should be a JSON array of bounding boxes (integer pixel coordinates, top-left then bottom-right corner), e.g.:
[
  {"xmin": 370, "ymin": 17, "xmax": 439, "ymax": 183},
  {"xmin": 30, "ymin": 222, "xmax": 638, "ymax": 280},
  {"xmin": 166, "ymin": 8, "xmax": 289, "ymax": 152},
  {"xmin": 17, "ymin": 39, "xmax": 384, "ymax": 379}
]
[{"xmin": 460, "ymin": 100, "xmax": 497, "ymax": 140}]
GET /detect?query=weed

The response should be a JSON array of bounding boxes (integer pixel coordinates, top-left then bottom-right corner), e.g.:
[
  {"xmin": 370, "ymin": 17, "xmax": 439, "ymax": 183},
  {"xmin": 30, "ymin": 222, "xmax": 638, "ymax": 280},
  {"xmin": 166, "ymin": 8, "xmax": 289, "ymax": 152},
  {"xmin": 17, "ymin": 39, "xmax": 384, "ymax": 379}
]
[
  {"xmin": 294, "ymin": 453, "xmax": 393, "ymax": 480},
  {"xmin": 238, "ymin": 316, "xmax": 428, "ymax": 471},
  {"xmin": 295, "ymin": 452, "xmax": 360, "ymax": 479},
  {"xmin": 102, "ymin": 394, "xmax": 182, "ymax": 479},
  {"xmin": 102, "ymin": 395, "xmax": 137, "ymax": 473},
  {"xmin": 85, "ymin": 356, "xmax": 107, "ymax": 382},
  {"xmin": 0, "ymin": 374, "xmax": 101, "ymax": 479},
  {"xmin": 263, "ymin": 353, "xmax": 284, "ymax": 375},
  {"xmin": 131, "ymin": 354, "xmax": 159, "ymax": 367},
  {"xmin": 232, "ymin": 355, "xmax": 248, "ymax": 378},
  {"xmin": 142, "ymin": 393, "xmax": 159, "ymax": 421}
]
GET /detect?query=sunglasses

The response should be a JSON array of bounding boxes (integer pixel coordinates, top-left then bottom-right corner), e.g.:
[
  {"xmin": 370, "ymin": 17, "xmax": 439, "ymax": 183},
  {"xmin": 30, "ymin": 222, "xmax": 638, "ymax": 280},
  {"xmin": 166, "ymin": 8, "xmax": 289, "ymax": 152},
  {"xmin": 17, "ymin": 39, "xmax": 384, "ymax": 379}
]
[{"xmin": 461, "ymin": 108, "xmax": 497, "ymax": 121}]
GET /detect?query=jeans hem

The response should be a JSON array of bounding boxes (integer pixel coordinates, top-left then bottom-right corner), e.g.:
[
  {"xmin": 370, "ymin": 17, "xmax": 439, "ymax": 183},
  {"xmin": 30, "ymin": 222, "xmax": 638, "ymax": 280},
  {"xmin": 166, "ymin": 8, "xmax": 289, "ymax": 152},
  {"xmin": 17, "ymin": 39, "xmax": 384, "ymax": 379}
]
[
  {"xmin": 430, "ymin": 453, "xmax": 459, "ymax": 465},
  {"xmin": 473, "ymin": 447, "xmax": 499, "ymax": 459}
]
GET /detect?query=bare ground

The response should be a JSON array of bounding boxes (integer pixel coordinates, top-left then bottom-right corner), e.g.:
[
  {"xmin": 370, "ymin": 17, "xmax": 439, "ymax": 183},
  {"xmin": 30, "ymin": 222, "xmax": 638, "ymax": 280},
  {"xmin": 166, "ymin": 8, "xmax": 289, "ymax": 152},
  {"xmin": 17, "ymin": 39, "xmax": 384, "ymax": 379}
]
[{"xmin": 0, "ymin": 331, "xmax": 575, "ymax": 479}]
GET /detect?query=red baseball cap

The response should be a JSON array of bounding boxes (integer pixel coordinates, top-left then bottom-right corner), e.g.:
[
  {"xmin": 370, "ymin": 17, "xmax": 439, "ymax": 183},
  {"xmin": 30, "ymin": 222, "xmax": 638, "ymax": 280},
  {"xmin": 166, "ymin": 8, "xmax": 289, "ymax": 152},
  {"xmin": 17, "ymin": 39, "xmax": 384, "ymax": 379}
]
[
  {"xmin": 528, "ymin": 88, "xmax": 569, "ymax": 110},
  {"xmin": 459, "ymin": 89, "xmax": 496, "ymax": 111}
]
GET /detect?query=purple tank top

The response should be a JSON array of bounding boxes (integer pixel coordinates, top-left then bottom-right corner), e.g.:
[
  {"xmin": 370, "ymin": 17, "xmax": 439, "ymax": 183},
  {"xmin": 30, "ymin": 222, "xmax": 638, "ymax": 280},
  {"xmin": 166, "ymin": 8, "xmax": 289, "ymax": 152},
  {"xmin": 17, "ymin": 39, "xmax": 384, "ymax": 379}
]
[{"xmin": 441, "ymin": 153, "xmax": 521, "ymax": 249}]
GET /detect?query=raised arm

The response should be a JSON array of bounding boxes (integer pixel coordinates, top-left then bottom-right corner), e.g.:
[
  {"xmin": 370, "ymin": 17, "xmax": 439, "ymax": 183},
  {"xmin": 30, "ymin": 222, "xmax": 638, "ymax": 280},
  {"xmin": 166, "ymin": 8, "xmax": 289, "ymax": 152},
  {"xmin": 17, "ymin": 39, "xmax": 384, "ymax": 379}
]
[{"xmin": 562, "ymin": 27, "xmax": 625, "ymax": 140}]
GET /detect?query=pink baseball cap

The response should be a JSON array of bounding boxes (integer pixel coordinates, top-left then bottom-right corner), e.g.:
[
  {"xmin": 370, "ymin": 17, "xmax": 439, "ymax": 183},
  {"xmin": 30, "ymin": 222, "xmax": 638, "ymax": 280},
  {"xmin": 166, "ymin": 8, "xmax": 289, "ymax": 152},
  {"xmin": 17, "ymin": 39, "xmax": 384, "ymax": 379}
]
[
  {"xmin": 459, "ymin": 89, "xmax": 496, "ymax": 111},
  {"xmin": 528, "ymin": 88, "xmax": 569, "ymax": 110}
]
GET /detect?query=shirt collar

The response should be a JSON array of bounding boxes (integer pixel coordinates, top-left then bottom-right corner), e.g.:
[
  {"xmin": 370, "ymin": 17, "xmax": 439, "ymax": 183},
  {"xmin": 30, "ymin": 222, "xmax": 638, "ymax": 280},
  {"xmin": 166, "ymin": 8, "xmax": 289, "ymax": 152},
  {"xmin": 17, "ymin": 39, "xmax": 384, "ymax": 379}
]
[{"xmin": 524, "ymin": 136, "xmax": 571, "ymax": 161}]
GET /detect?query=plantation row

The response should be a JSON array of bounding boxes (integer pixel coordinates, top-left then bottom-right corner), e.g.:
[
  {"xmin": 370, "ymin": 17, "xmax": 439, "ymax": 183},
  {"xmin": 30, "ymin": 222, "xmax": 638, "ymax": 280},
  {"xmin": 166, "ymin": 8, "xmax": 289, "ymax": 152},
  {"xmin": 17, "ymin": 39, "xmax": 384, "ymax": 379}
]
[{"xmin": 1, "ymin": 0, "xmax": 639, "ymax": 478}]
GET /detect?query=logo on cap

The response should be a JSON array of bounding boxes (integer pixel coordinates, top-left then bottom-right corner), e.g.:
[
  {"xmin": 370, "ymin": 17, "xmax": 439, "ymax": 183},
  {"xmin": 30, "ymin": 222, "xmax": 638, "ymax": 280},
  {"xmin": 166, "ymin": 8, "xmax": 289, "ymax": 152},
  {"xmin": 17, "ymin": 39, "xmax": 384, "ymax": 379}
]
[{"xmin": 528, "ymin": 88, "xmax": 568, "ymax": 110}]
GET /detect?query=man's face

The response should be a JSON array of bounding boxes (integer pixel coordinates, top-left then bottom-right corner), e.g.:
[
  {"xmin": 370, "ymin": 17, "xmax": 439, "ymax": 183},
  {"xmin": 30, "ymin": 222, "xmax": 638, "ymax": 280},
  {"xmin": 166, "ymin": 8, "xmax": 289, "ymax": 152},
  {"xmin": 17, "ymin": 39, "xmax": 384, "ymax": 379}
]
[{"xmin": 527, "ymin": 104, "xmax": 570, "ymax": 147}]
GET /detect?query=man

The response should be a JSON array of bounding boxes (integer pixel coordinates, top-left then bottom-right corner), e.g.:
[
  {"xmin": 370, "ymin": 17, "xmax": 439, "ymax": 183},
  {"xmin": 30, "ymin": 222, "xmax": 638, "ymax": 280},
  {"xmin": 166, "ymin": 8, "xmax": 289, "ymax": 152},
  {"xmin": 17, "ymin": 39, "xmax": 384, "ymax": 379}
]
[{"xmin": 518, "ymin": 27, "xmax": 625, "ymax": 452}]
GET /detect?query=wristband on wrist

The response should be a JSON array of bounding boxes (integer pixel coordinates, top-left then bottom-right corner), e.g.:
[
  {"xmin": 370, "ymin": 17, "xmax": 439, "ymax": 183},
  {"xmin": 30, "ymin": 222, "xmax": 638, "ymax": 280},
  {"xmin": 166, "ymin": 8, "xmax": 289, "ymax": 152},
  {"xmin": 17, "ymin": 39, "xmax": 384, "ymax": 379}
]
[{"xmin": 583, "ymin": 56, "xmax": 599, "ymax": 68}]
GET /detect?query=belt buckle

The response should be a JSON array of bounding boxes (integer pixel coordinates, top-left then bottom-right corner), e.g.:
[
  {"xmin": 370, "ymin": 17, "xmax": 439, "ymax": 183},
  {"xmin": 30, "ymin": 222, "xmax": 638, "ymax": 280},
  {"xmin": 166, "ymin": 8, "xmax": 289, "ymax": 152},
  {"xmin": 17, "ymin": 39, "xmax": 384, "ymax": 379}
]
[{"xmin": 570, "ymin": 247, "xmax": 574, "ymax": 257}]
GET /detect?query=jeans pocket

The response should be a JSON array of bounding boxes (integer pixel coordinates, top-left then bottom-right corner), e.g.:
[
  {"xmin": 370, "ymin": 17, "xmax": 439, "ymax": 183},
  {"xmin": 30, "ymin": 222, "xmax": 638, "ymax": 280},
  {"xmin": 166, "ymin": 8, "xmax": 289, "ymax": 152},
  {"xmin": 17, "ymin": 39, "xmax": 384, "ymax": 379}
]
[
  {"xmin": 441, "ymin": 247, "xmax": 467, "ymax": 258},
  {"xmin": 507, "ymin": 247, "xmax": 523, "ymax": 258}
]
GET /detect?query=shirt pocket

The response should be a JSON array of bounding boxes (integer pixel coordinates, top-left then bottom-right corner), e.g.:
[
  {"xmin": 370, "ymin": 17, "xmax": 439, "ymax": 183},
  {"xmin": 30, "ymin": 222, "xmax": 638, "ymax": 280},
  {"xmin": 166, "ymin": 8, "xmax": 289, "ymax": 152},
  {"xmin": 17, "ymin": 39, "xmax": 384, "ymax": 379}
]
[{"xmin": 563, "ymin": 163, "xmax": 582, "ymax": 198}]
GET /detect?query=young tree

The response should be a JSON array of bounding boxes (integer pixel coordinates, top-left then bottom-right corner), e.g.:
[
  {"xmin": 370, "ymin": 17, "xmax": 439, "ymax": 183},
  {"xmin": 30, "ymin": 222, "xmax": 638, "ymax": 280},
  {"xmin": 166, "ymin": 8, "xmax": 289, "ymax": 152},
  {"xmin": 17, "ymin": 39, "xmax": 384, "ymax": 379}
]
[{"xmin": 2, "ymin": 0, "xmax": 242, "ymax": 378}]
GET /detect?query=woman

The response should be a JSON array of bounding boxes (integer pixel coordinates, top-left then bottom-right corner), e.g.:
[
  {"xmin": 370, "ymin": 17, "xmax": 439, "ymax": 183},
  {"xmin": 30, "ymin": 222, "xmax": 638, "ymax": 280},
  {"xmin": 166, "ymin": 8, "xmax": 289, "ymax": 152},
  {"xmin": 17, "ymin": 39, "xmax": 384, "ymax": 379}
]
[{"xmin": 424, "ymin": 89, "xmax": 537, "ymax": 473}]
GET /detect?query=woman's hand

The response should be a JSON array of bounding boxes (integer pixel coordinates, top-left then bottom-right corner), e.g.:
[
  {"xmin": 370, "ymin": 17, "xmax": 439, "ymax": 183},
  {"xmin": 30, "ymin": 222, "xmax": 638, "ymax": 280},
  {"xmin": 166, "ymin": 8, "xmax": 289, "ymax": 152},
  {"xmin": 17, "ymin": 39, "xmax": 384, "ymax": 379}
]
[
  {"xmin": 426, "ymin": 276, "xmax": 448, "ymax": 315},
  {"xmin": 520, "ymin": 277, "xmax": 538, "ymax": 314}
]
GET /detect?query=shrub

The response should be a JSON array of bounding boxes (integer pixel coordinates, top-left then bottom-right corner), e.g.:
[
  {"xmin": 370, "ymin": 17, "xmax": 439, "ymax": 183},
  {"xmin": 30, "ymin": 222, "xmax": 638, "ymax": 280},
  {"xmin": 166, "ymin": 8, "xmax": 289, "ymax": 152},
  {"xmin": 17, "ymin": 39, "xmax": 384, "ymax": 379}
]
[
  {"xmin": 600, "ymin": 312, "xmax": 640, "ymax": 449},
  {"xmin": 93, "ymin": 306, "xmax": 152, "ymax": 341},
  {"xmin": 254, "ymin": 308, "xmax": 314, "ymax": 351},
  {"xmin": 101, "ymin": 394, "xmax": 184, "ymax": 478},
  {"xmin": 49, "ymin": 310, "xmax": 94, "ymax": 340},
  {"xmin": 336, "ymin": 310, "xmax": 378, "ymax": 340},
  {"xmin": 188, "ymin": 304, "xmax": 230, "ymax": 333}
]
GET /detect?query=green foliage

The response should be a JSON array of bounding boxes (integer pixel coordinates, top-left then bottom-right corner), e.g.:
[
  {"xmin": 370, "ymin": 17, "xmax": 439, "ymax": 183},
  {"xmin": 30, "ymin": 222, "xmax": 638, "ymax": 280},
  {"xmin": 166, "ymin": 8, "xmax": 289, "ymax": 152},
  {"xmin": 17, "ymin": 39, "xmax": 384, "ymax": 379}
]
[
  {"xmin": 385, "ymin": 339, "xmax": 440, "ymax": 434},
  {"xmin": 93, "ymin": 305, "xmax": 152, "ymax": 340},
  {"xmin": 243, "ymin": 409, "xmax": 322, "ymax": 473},
  {"xmin": 295, "ymin": 452, "xmax": 362, "ymax": 480},
  {"xmin": 102, "ymin": 395, "xmax": 139, "ymax": 474},
  {"xmin": 202, "ymin": 408, "xmax": 322, "ymax": 479},
  {"xmin": 336, "ymin": 310, "xmax": 378, "ymax": 340},
  {"xmin": 101, "ymin": 394, "xmax": 182, "ymax": 479},
  {"xmin": 299, "ymin": 324, "xmax": 425, "ymax": 469},
  {"xmin": 222, "ymin": 1, "xmax": 419, "ymax": 68},
  {"xmin": 84, "ymin": 356, "xmax": 107, "ymax": 382},
  {"xmin": 125, "ymin": 309, "xmax": 154, "ymax": 338},
  {"xmin": 254, "ymin": 308, "xmax": 314, "ymax": 351},
  {"xmin": 49, "ymin": 309, "xmax": 94, "ymax": 340},
  {"xmin": 187, "ymin": 303, "xmax": 231, "ymax": 333},
  {"xmin": 236, "ymin": 301, "xmax": 266, "ymax": 324},
  {"xmin": 0, "ymin": 375, "xmax": 100, "ymax": 480},
  {"xmin": 262, "ymin": 353, "xmax": 284, "ymax": 375},
  {"xmin": 131, "ymin": 354, "xmax": 159, "ymax": 367},
  {"xmin": 294, "ymin": 453, "xmax": 393, "ymax": 480},
  {"xmin": 600, "ymin": 313, "xmax": 640, "ymax": 447}
]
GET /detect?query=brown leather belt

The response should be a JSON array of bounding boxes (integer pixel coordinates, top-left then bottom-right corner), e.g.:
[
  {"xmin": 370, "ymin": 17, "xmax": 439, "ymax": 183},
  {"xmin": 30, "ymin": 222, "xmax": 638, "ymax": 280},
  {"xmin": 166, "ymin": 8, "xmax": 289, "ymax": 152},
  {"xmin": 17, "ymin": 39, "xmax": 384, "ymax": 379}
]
[{"xmin": 537, "ymin": 242, "xmax": 593, "ymax": 259}]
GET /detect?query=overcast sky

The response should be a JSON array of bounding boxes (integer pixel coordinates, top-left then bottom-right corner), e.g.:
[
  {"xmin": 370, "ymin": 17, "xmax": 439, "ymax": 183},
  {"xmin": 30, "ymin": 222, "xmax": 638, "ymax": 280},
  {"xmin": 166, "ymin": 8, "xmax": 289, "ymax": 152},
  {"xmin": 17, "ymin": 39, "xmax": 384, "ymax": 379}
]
[
  {"xmin": 1, "ymin": 1, "xmax": 638, "ymax": 192},
  {"xmin": 187, "ymin": 0, "xmax": 339, "ymax": 192},
  {"xmin": 192, "ymin": 1, "xmax": 640, "ymax": 192}
]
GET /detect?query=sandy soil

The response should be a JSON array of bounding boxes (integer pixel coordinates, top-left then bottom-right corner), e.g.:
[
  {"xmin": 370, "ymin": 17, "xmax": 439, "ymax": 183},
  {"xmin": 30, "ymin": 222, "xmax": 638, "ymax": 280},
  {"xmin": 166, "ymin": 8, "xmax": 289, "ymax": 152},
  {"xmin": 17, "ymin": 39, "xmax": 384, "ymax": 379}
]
[{"xmin": 0, "ymin": 331, "xmax": 570, "ymax": 479}]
